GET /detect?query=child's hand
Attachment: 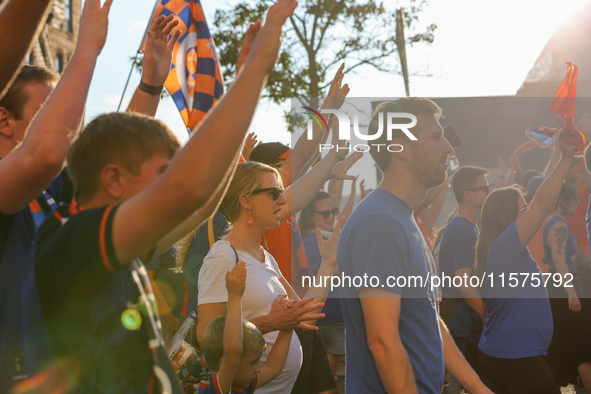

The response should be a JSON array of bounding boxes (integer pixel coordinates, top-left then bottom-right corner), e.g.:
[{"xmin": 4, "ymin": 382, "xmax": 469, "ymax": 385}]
[{"xmin": 226, "ymin": 261, "xmax": 247, "ymax": 297}]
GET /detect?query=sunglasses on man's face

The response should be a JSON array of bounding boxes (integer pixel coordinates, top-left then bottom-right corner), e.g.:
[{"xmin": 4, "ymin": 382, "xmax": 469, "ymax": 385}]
[
  {"xmin": 315, "ymin": 208, "xmax": 340, "ymax": 220},
  {"xmin": 251, "ymin": 187, "xmax": 284, "ymax": 200},
  {"xmin": 467, "ymin": 184, "xmax": 490, "ymax": 193}
]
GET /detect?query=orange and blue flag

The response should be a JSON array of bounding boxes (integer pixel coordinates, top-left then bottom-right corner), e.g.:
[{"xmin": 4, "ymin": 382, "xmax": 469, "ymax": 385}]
[{"xmin": 148, "ymin": 0, "xmax": 224, "ymax": 133}]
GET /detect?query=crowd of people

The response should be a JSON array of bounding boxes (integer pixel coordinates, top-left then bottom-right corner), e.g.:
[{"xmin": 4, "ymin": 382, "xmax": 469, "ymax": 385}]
[{"xmin": 4, "ymin": 0, "xmax": 591, "ymax": 394}]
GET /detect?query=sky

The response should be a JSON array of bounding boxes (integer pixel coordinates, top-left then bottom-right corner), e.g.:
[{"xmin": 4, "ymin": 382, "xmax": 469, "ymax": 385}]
[{"xmin": 83, "ymin": 0, "xmax": 591, "ymax": 187}]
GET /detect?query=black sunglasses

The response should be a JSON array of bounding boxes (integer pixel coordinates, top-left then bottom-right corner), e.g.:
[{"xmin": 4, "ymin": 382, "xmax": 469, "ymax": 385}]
[
  {"xmin": 251, "ymin": 187, "xmax": 284, "ymax": 200},
  {"xmin": 315, "ymin": 208, "xmax": 339, "ymax": 219},
  {"xmin": 467, "ymin": 184, "xmax": 490, "ymax": 193}
]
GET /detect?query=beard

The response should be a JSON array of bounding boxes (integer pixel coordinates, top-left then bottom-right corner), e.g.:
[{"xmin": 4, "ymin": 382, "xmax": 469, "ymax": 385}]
[{"xmin": 407, "ymin": 154, "xmax": 448, "ymax": 189}]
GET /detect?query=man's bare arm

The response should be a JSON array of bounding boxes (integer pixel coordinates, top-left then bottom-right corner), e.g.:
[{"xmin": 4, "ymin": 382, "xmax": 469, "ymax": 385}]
[
  {"xmin": 0, "ymin": 0, "xmax": 53, "ymax": 98},
  {"xmin": 359, "ymin": 288, "xmax": 418, "ymax": 394},
  {"xmin": 0, "ymin": 0, "xmax": 112, "ymax": 215}
]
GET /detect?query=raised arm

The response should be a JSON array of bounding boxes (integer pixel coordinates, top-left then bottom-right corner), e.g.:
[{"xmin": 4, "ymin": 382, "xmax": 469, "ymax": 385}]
[
  {"xmin": 0, "ymin": 0, "xmax": 111, "ymax": 215},
  {"xmin": 126, "ymin": 15, "xmax": 181, "ymax": 117},
  {"xmin": 112, "ymin": 0, "xmax": 299, "ymax": 265},
  {"xmin": 548, "ymin": 221, "xmax": 581, "ymax": 312},
  {"xmin": 0, "ymin": 0, "xmax": 53, "ymax": 98},
  {"xmin": 517, "ymin": 141, "xmax": 575, "ymax": 246},
  {"xmin": 288, "ymin": 64, "xmax": 350, "ymax": 183},
  {"xmin": 217, "ymin": 262, "xmax": 248, "ymax": 394},
  {"xmin": 359, "ymin": 289, "xmax": 418, "ymax": 393},
  {"xmin": 257, "ymin": 329, "xmax": 294, "ymax": 387},
  {"xmin": 299, "ymin": 216, "xmax": 344, "ymax": 325},
  {"xmin": 279, "ymin": 148, "xmax": 361, "ymax": 222}
]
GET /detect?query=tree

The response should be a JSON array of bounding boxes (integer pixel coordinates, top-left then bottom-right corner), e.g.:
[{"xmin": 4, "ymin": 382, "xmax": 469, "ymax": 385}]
[{"xmin": 212, "ymin": 0, "xmax": 436, "ymax": 127}]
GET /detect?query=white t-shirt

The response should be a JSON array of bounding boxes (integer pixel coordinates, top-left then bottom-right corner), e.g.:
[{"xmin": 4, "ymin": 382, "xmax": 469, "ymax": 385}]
[{"xmin": 198, "ymin": 240, "xmax": 303, "ymax": 394}]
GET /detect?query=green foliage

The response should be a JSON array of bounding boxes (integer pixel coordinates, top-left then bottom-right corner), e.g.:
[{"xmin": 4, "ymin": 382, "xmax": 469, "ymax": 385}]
[{"xmin": 212, "ymin": 0, "xmax": 436, "ymax": 125}]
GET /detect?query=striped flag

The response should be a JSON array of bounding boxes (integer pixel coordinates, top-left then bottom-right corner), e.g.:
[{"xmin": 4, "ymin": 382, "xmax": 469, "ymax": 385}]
[{"xmin": 147, "ymin": 0, "xmax": 224, "ymax": 133}]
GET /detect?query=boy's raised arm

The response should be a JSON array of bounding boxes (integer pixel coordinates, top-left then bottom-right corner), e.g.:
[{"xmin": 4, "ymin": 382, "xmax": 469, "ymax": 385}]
[
  {"xmin": 257, "ymin": 328, "xmax": 294, "ymax": 387},
  {"xmin": 217, "ymin": 262, "xmax": 248, "ymax": 394},
  {"xmin": 112, "ymin": 0, "xmax": 298, "ymax": 265}
]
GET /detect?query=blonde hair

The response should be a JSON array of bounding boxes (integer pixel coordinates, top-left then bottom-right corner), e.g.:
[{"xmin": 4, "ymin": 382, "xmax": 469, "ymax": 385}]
[
  {"xmin": 175, "ymin": 161, "xmax": 281, "ymax": 272},
  {"xmin": 202, "ymin": 315, "xmax": 266, "ymax": 372},
  {"xmin": 219, "ymin": 161, "xmax": 282, "ymax": 223}
]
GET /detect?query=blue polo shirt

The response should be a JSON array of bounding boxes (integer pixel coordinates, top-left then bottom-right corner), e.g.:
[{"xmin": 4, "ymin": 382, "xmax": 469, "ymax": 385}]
[
  {"xmin": 0, "ymin": 170, "xmax": 71, "ymax": 391},
  {"xmin": 337, "ymin": 189, "xmax": 443, "ymax": 394}
]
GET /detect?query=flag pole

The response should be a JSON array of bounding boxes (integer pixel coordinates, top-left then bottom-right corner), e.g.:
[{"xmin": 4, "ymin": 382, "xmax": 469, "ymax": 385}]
[{"xmin": 116, "ymin": 0, "xmax": 162, "ymax": 112}]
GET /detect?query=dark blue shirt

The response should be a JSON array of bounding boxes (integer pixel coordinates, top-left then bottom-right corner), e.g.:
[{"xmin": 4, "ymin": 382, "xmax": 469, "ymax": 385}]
[
  {"xmin": 479, "ymin": 222, "xmax": 553, "ymax": 359},
  {"xmin": 439, "ymin": 217, "xmax": 479, "ymax": 299},
  {"xmin": 34, "ymin": 203, "xmax": 179, "ymax": 393},
  {"xmin": 543, "ymin": 215, "xmax": 577, "ymax": 274},
  {"xmin": 337, "ymin": 189, "xmax": 443, "ymax": 394},
  {"xmin": 302, "ymin": 233, "xmax": 342, "ymax": 326},
  {"xmin": 0, "ymin": 171, "xmax": 71, "ymax": 391}
]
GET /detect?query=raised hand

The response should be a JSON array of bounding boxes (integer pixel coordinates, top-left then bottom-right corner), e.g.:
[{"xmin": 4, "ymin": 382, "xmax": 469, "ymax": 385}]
[
  {"xmin": 142, "ymin": 14, "xmax": 181, "ymax": 86},
  {"xmin": 316, "ymin": 215, "xmax": 345, "ymax": 267},
  {"xmin": 247, "ymin": 0, "xmax": 298, "ymax": 73},
  {"xmin": 559, "ymin": 140, "xmax": 576, "ymax": 161},
  {"xmin": 226, "ymin": 261, "xmax": 247, "ymax": 298},
  {"xmin": 330, "ymin": 151, "xmax": 363, "ymax": 180},
  {"xmin": 242, "ymin": 132, "xmax": 260, "ymax": 161},
  {"xmin": 76, "ymin": 0, "xmax": 113, "ymax": 57},
  {"xmin": 322, "ymin": 63, "xmax": 350, "ymax": 111},
  {"xmin": 236, "ymin": 21, "xmax": 262, "ymax": 77},
  {"xmin": 359, "ymin": 179, "xmax": 367, "ymax": 201}
]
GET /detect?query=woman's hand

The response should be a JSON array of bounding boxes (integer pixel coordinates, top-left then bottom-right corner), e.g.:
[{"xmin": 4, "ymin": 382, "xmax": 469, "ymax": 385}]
[
  {"xmin": 316, "ymin": 215, "xmax": 346, "ymax": 267},
  {"xmin": 264, "ymin": 295, "xmax": 325, "ymax": 330}
]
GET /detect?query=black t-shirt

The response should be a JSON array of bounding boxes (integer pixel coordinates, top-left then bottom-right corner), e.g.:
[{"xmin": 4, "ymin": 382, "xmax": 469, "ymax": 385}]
[{"xmin": 34, "ymin": 203, "xmax": 178, "ymax": 393}]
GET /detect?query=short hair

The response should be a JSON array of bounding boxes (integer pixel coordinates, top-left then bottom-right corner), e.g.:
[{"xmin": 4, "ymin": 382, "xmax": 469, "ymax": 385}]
[
  {"xmin": 67, "ymin": 112, "xmax": 180, "ymax": 202},
  {"xmin": 368, "ymin": 97, "xmax": 443, "ymax": 172},
  {"xmin": 555, "ymin": 182, "xmax": 578, "ymax": 209},
  {"xmin": 219, "ymin": 161, "xmax": 282, "ymax": 223},
  {"xmin": 0, "ymin": 65, "xmax": 59, "ymax": 119},
  {"xmin": 202, "ymin": 315, "xmax": 266, "ymax": 372},
  {"xmin": 452, "ymin": 166, "xmax": 489, "ymax": 204}
]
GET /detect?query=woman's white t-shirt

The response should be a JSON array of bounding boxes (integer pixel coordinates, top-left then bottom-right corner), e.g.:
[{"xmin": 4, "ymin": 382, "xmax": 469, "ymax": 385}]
[{"xmin": 198, "ymin": 240, "xmax": 303, "ymax": 393}]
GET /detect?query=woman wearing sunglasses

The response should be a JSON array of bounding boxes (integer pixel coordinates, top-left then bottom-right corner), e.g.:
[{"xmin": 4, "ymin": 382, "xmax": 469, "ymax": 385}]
[
  {"xmin": 473, "ymin": 141, "xmax": 576, "ymax": 394},
  {"xmin": 196, "ymin": 161, "xmax": 344, "ymax": 394}
]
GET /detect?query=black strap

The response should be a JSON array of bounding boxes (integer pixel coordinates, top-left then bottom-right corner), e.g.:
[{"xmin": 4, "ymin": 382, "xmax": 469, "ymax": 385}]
[{"xmin": 229, "ymin": 245, "xmax": 239, "ymax": 264}]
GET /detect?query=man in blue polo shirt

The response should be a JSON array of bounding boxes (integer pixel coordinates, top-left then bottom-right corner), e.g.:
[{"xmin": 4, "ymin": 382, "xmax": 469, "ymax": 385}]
[
  {"xmin": 337, "ymin": 98, "xmax": 492, "ymax": 394},
  {"xmin": 0, "ymin": 4, "xmax": 185, "ymax": 390},
  {"xmin": 0, "ymin": 1, "xmax": 115, "ymax": 387}
]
